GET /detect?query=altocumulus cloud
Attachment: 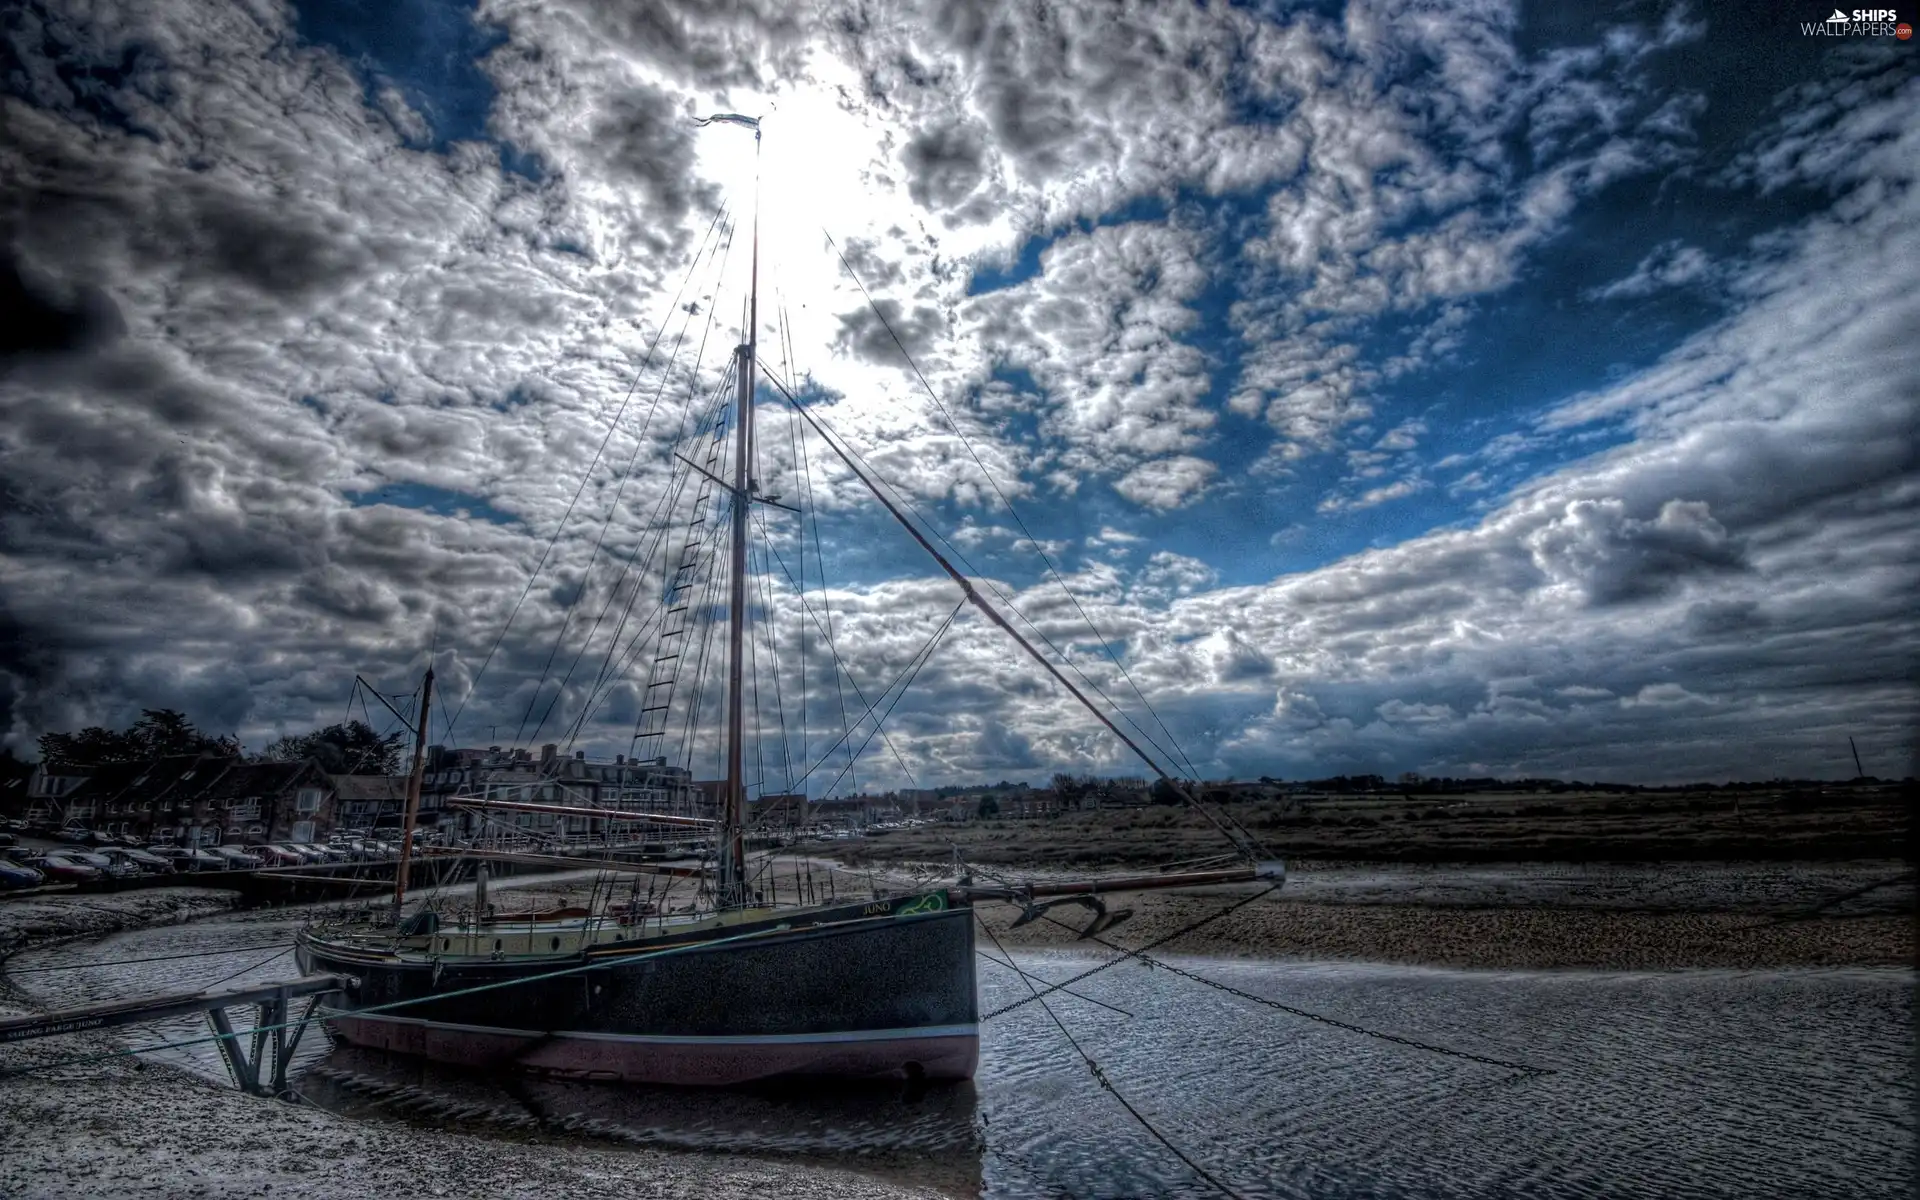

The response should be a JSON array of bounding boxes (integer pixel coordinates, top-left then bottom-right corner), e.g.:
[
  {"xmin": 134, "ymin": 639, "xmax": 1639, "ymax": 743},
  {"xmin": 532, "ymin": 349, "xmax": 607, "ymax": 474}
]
[{"xmin": 0, "ymin": 0, "xmax": 1913, "ymax": 786}]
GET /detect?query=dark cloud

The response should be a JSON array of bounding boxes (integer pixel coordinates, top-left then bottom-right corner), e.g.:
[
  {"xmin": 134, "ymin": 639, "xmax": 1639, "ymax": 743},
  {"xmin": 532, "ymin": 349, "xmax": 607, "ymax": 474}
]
[
  {"xmin": 0, "ymin": 253, "xmax": 124, "ymax": 361},
  {"xmin": 592, "ymin": 86, "xmax": 706, "ymax": 230},
  {"xmin": 902, "ymin": 122, "xmax": 986, "ymax": 210},
  {"xmin": 1525, "ymin": 498, "xmax": 1747, "ymax": 606},
  {"xmin": 835, "ymin": 297, "xmax": 945, "ymax": 365}
]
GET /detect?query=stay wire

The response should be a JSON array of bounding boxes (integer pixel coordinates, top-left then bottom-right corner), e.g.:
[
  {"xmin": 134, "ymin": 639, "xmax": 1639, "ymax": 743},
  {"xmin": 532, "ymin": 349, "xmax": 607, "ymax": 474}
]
[
  {"xmin": 823, "ymin": 227, "xmax": 1200, "ymax": 781},
  {"xmin": 974, "ymin": 914, "xmax": 1249, "ymax": 1200},
  {"xmin": 750, "ymin": 509, "xmax": 923, "ymax": 787},
  {"xmin": 794, "ymin": 413, "xmax": 854, "ymax": 796},
  {"xmin": 810, "ymin": 598, "xmax": 961, "ymax": 796},
  {"xmin": 448, "ymin": 201, "xmax": 731, "ymax": 745},
  {"xmin": 758, "ymin": 363, "xmax": 1192, "ymax": 782}
]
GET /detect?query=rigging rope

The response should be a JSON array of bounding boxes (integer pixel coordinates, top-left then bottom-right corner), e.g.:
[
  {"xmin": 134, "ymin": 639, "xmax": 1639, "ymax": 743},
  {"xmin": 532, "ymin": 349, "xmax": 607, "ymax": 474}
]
[
  {"xmin": 527, "ymin": 216, "xmax": 736, "ymax": 748},
  {"xmin": 448, "ymin": 203, "xmax": 731, "ymax": 746}
]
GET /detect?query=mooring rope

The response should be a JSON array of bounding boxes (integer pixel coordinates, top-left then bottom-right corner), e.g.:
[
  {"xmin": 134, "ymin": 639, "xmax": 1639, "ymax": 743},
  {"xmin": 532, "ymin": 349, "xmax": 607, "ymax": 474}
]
[
  {"xmin": 3, "ymin": 942, "xmax": 293, "ymax": 974},
  {"xmin": 975, "ymin": 913, "xmax": 1250, "ymax": 1200},
  {"xmin": 1033, "ymin": 909, "xmax": 1556, "ymax": 1078},
  {"xmin": 982, "ymin": 881, "xmax": 1282, "ymax": 1020}
]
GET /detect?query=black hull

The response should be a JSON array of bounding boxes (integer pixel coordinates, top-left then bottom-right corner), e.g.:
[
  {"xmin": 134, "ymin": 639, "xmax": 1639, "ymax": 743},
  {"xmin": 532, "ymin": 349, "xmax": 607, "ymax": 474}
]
[{"xmin": 297, "ymin": 892, "xmax": 978, "ymax": 1085}]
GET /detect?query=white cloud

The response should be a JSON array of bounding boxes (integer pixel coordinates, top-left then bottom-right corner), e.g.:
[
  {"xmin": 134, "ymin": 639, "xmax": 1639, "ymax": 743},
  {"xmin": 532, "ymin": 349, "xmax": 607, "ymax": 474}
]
[{"xmin": 1112, "ymin": 455, "xmax": 1219, "ymax": 510}]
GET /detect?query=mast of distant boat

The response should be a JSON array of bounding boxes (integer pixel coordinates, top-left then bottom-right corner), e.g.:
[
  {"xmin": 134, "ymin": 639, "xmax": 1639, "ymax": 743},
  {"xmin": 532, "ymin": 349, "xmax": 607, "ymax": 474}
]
[{"xmin": 393, "ymin": 664, "xmax": 434, "ymax": 916}]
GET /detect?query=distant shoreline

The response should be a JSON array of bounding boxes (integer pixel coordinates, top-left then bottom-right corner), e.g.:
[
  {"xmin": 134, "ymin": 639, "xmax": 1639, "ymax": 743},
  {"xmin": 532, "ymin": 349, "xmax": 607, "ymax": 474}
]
[{"xmin": 815, "ymin": 783, "xmax": 1912, "ymax": 870}]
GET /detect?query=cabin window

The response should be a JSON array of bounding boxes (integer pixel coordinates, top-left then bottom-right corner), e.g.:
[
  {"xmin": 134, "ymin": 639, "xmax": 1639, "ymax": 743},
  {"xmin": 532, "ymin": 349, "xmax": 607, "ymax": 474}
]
[
  {"xmin": 551, "ymin": 936, "xmax": 560, "ymax": 951},
  {"xmin": 493, "ymin": 939, "xmax": 502, "ymax": 951}
]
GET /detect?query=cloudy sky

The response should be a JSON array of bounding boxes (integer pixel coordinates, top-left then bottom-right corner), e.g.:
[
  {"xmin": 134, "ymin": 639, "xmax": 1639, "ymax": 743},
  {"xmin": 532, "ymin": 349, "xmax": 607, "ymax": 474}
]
[{"xmin": 2, "ymin": 0, "xmax": 1915, "ymax": 790}]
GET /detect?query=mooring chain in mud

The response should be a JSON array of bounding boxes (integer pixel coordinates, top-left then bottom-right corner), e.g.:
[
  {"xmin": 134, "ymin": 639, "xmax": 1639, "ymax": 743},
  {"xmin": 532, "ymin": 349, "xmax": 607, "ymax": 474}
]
[
  {"xmin": 976, "ymin": 914, "xmax": 1253, "ymax": 1200},
  {"xmin": 982, "ymin": 881, "xmax": 1282, "ymax": 1021},
  {"xmin": 1033, "ymin": 910, "xmax": 1557, "ymax": 1079}
]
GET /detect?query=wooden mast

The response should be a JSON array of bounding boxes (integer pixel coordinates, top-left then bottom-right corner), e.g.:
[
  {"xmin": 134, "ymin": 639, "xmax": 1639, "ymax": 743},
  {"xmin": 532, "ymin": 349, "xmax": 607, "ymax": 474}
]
[
  {"xmin": 392, "ymin": 665, "xmax": 434, "ymax": 915},
  {"xmin": 718, "ymin": 116, "xmax": 762, "ymax": 908}
]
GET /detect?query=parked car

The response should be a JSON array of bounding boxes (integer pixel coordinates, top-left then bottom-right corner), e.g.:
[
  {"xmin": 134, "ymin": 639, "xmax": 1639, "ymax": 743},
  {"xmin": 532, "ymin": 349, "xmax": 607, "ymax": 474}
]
[
  {"xmin": 101, "ymin": 847, "xmax": 174, "ymax": 875},
  {"xmin": 59, "ymin": 849, "xmax": 141, "ymax": 881},
  {"xmin": 211, "ymin": 845, "xmax": 264, "ymax": 869},
  {"xmin": 54, "ymin": 827, "xmax": 91, "ymax": 844},
  {"xmin": 291, "ymin": 843, "xmax": 344, "ymax": 863},
  {"xmin": 186, "ymin": 848, "xmax": 228, "ymax": 871},
  {"xmin": 256, "ymin": 845, "xmax": 306, "ymax": 867},
  {"xmin": 0, "ymin": 861, "xmax": 45, "ymax": 889},
  {"xmin": 30, "ymin": 854, "xmax": 103, "ymax": 883},
  {"xmin": 83, "ymin": 830, "xmax": 121, "ymax": 848},
  {"xmin": 0, "ymin": 831, "xmax": 16, "ymax": 847}
]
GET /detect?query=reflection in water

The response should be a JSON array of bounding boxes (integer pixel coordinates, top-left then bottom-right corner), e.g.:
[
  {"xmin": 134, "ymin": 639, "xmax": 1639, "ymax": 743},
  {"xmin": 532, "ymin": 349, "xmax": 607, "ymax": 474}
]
[{"xmin": 8, "ymin": 914, "xmax": 1914, "ymax": 1200}]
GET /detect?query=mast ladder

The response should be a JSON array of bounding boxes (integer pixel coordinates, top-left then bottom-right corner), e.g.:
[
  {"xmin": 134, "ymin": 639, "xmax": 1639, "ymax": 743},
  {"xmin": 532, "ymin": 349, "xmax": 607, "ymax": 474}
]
[{"xmin": 632, "ymin": 402, "xmax": 731, "ymax": 760}]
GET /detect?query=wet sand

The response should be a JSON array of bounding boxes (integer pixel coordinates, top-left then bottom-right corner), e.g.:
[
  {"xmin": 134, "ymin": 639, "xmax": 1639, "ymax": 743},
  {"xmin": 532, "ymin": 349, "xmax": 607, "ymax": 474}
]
[{"xmin": 0, "ymin": 891, "xmax": 940, "ymax": 1200}]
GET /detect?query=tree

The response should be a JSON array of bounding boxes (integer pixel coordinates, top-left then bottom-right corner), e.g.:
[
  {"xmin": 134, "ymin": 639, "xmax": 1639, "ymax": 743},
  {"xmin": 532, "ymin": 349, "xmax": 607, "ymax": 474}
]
[
  {"xmin": 259, "ymin": 720, "xmax": 405, "ymax": 775},
  {"xmin": 38, "ymin": 708, "xmax": 239, "ymax": 768}
]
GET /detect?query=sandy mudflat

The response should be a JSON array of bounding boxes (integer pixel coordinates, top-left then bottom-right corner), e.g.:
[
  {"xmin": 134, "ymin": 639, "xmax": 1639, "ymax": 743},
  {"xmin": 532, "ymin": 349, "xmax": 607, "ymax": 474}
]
[
  {"xmin": 0, "ymin": 891, "xmax": 939, "ymax": 1200},
  {"xmin": 965, "ymin": 861, "xmax": 1917, "ymax": 970}
]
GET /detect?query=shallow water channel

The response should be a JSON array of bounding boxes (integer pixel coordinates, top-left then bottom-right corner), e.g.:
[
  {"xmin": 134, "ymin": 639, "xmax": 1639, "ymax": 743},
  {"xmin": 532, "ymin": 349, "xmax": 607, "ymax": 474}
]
[{"xmin": 9, "ymin": 912, "xmax": 1913, "ymax": 1199}]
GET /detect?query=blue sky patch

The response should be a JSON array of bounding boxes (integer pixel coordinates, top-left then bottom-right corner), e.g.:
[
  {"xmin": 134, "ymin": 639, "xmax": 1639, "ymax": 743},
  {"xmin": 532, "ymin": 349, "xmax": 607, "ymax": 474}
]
[
  {"xmin": 345, "ymin": 481, "xmax": 518, "ymax": 526},
  {"xmin": 291, "ymin": 0, "xmax": 505, "ymax": 151}
]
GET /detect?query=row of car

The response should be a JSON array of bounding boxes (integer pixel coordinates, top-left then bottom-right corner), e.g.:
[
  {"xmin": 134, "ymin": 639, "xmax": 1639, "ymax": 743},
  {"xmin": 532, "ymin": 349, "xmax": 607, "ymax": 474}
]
[{"xmin": 0, "ymin": 831, "xmax": 413, "ymax": 890}]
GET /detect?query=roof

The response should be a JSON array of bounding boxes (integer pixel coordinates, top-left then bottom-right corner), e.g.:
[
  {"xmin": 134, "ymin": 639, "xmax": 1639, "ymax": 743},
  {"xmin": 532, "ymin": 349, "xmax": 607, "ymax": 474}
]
[
  {"xmin": 328, "ymin": 774, "xmax": 409, "ymax": 801},
  {"xmin": 199, "ymin": 760, "xmax": 322, "ymax": 801},
  {"xmin": 64, "ymin": 754, "xmax": 229, "ymax": 807}
]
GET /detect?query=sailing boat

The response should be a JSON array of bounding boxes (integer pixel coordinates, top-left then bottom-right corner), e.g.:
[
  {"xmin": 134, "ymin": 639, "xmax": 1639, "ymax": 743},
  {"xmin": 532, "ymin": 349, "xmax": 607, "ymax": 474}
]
[{"xmin": 296, "ymin": 115, "xmax": 1280, "ymax": 1086}]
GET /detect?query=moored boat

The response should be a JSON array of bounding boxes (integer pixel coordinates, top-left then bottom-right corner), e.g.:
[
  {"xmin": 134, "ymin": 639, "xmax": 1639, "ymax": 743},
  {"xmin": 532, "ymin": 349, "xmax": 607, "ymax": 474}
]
[
  {"xmin": 299, "ymin": 112, "xmax": 1280, "ymax": 1087},
  {"xmin": 298, "ymin": 890, "xmax": 976, "ymax": 1085}
]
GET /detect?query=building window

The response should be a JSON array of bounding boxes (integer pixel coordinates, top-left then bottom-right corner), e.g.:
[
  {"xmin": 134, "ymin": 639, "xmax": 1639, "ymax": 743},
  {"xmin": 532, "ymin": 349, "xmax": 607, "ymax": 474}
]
[{"xmin": 296, "ymin": 788, "xmax": 323, "ymax": 813}]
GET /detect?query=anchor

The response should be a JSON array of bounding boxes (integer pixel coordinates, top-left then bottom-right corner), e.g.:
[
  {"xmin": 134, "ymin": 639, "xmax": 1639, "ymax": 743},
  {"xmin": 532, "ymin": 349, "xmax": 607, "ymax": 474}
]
[{"xmin": 1009, "ymin": 894, "xmax": 1134, "ymax": 940}]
